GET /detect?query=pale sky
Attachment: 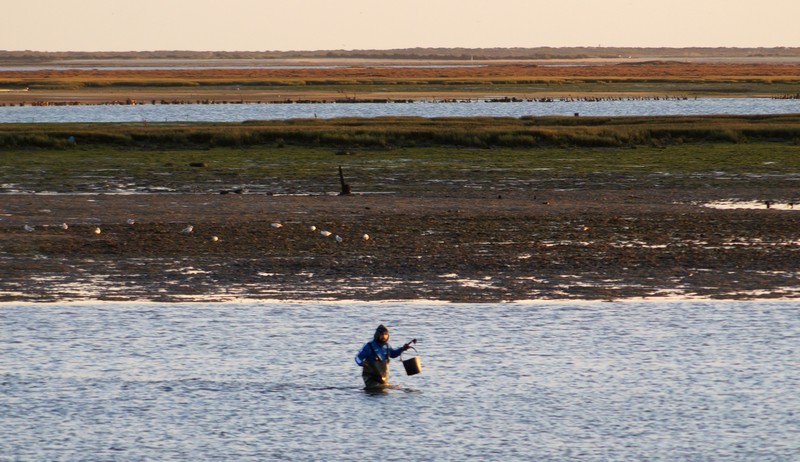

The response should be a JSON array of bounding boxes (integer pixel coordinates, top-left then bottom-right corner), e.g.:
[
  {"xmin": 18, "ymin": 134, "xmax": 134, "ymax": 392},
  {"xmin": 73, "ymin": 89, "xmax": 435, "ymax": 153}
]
[{"xmin": 3, "ymin": 0, "xmax": 798, "ymax": 51}]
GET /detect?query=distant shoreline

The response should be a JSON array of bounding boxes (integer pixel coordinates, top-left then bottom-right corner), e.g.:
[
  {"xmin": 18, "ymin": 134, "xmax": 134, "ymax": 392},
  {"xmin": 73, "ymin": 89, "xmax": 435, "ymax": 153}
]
[
  {"xmin": 3, "ymin": 46, "xmax": 800, "ymax": 64},
  {"xmin": 2, "ymin": 61, "xmax": 799, "ymax": 104},
  {"xmin": 7, "ymin": 56, "xmax": 800, "ymax": 69}
]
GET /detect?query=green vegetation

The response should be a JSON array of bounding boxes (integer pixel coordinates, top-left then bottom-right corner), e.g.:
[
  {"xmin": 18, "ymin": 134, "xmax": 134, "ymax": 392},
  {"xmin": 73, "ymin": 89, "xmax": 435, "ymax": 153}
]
[
  {"xmin": 2, "ymin": 116, "xmax": 799, "ymax": 194},
  {"xmin": 1, "ymin": 115, "xmax": 799, "ymax": 149},
  {"xmin": 0, "ymin": 116, "xmax": 800, "ymax": 195}
]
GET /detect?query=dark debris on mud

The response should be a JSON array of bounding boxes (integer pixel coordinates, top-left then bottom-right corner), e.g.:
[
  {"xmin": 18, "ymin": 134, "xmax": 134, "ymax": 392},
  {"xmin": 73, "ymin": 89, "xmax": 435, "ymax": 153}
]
[{"xmin": 2, "ymin": 191, "xmax": 800, "ymax": 302}]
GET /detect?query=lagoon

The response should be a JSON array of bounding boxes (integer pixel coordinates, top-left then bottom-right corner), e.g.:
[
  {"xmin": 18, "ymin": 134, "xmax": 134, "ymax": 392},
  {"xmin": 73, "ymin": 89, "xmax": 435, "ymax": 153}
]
[
  {"xmin": 1, "ymin": 98, "xmax": 798, "ymax": 123},
  {"xmin": 2, "ymin": 300, "xmax": 798, "ymax": 461}
]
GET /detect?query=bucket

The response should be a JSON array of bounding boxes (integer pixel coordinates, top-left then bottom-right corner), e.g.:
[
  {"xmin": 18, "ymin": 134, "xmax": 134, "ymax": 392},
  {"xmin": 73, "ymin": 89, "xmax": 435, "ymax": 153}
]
[{"xmin": 402, "ymin": 355, "xmax": 422, "ymax": 376}]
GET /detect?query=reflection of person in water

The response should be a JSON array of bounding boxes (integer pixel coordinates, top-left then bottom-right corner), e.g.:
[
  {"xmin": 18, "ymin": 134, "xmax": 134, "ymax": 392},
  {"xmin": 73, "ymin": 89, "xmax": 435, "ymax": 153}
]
[{"xmin": 354, "ymin": 324, "xmax": 410, "ymax": 388}]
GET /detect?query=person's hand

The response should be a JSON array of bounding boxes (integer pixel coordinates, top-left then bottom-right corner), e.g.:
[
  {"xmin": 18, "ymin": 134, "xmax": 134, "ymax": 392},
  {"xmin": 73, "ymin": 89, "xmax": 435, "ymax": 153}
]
[{"xmin": 403, "ymin": 343, "xmax": 410, "ymax": 351}]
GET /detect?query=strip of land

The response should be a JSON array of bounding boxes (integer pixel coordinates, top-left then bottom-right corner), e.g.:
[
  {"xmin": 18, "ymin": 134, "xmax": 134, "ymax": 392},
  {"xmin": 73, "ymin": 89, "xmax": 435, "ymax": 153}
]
[{"xmin": 2, "ymin": 61, "xmax": 800, "ymax": 105}]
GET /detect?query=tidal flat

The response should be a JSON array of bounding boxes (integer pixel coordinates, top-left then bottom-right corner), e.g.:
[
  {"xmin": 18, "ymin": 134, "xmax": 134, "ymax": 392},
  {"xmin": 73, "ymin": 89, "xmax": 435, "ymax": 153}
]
[{"xmin": 2, "ymin": 117, "xmax": 800, "ymax": 302}]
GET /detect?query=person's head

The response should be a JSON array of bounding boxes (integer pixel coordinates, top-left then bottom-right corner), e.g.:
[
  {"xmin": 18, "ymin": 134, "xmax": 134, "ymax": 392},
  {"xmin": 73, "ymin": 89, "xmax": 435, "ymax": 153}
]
[{"xmin": 374, "ymin": 324, "xmax": 389, "ymax": 344}]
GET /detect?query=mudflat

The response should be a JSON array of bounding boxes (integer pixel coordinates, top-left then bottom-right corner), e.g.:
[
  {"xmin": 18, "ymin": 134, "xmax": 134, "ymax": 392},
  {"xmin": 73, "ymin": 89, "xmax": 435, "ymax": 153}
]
[{"xmin": 3, "ymin": 186, "xmax": 800, "ymax": 302}]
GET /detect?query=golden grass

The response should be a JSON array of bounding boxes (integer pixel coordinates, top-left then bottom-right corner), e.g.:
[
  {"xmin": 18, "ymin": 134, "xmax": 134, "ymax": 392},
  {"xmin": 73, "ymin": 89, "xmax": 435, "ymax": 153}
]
[{"xmin": 3, "ymin": 63, "xmax": 800, "ymax": 89}]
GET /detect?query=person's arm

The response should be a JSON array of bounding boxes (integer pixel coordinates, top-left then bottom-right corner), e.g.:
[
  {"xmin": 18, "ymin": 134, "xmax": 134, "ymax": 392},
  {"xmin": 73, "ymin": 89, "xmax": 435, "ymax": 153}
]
[
  {"xmin": 388, "ymin": 343, "xmax": 410, "ymax": 359},
  {"xmin": 355, "ymin": 343, "xmax": 370, "ymax": 366}
]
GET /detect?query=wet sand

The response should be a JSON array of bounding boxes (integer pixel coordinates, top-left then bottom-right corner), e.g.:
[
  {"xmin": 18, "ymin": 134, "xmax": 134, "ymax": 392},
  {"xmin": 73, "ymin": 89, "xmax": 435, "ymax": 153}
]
[{"xmin": 3, "ymin": 188, "xmax": 800, "ymax": 302}]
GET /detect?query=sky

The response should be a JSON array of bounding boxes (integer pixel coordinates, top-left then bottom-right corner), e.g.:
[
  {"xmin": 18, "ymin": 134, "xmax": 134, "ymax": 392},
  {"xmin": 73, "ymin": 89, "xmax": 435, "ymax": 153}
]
[{"xmin": 3, "ymin": 0, "xmax": 799, "ymax": 52}]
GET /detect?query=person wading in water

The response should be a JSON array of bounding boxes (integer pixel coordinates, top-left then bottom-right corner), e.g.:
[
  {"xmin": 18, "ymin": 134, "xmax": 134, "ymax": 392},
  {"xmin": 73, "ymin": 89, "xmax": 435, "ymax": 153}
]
[{"xmin": 354, "ymin": 325, "xmax": 411, "ymax": 389}]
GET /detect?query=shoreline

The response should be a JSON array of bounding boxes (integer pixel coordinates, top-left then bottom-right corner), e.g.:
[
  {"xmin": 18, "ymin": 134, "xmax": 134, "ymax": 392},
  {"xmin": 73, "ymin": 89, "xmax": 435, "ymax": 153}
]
[
  {"xmin": 3, "ymin": 88, "xmax": 791, "ymax": 108},
  {"xmin": 2, "ymin": 61, "xmax": 799, "ymax": 105},
  {"xmin": 1, "ymin": 93, "xmax": 727, "ymax": 107},
  {"xmin": 2, "ymin": 295, "xmax": 796, "ymax": 306}
]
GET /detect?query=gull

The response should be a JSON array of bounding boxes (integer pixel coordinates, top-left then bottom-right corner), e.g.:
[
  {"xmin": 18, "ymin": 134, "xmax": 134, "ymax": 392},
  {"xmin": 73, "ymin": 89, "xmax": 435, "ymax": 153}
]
[
  {"xmin": 309, "ymin": 225, "xmax": 317, "ymax": 231},
  {"xmin": 24, "ymin": 224, "xmax": 34, "ymax": 232},
  {"xmin": 271, "ymin": 223, "xmax": 283, "ymax": 229},
  {"xmin": 210, "ymin": 236, "xmax": 220, "ymax": 242},
  {"xmin": 362, "ymin": 234, "xmax": 370, "ymax": 241},
  {"xmin": 320, "ymin": 230, "xmax": 332, "ymax": 237},
  {"xmin": 61, "ymin": 223, "xmax": 69, "ymax": 230},
  {"xmin": 335, "ymin": 235, "xmax": 343, "ymax": 243},
  {"xmin": 181, "ymin": 225, "xmax": 194, "ymax": 234},
  {"xmin": 94, "ymin": 227, "xmax": 102, "ymax": 235},
  {"xmin": 126, "ymin": 218, "xmax": 136, "ymax": 225}
]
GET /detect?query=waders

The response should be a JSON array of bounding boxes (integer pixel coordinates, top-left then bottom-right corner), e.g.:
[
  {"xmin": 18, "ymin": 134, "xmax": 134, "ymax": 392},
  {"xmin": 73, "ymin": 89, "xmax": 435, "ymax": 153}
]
[{"xmin": 362, "ymin": 341, "xmax": 391, "ymax": 388}]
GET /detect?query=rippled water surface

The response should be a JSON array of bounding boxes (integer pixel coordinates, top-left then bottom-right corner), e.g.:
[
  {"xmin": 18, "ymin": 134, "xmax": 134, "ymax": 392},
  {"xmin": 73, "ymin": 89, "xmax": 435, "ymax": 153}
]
[
  {"xmin": 1, "ymin": 98, "xmax": 798, "ymax": 123},
  {"xmin": 1, "ymin": 301, "xmax": 798, "ymax": 461}
]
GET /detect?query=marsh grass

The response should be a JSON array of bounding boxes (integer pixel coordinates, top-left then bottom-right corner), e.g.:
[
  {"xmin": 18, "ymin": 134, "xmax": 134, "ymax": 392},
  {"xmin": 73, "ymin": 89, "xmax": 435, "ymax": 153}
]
[
  {"xmin": 2, "ymin": 116, "xmax": 800, "ymax": 194},
  {"xmin": 3, "ymin": 63, "xmax": 798, "ymax": 97},
  {"xmin": 2, "ymin": 115, "xmax": 799, "ymax": 150}
]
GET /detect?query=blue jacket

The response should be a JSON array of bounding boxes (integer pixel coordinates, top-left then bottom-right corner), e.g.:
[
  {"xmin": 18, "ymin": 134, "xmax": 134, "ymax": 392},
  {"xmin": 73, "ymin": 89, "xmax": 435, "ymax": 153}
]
[{"xmin": 355, "ymin": 340, "xmax": 404, "ymax": 366}]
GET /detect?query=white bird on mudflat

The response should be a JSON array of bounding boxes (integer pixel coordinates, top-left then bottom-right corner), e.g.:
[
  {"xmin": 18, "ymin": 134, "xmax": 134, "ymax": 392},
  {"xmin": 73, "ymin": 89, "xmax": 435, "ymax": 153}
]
[
  {"xmin": 335, "ymin": 235, "xmax": 343, "ymax": 243},
  {"xmin": 210, "ymin": 236, "xmax": 220, "ymax": 242},
  {"xmin": 271, "ymin": 223, "xmax": 283, "ymax": 229},
  {"xmin": 309, "ymin": 225, "xmax": 317, "ymax": 231},
  {"xmin": 320, "ymin": 230, "xmax": 332, "ymax": 237},
  {"xmin": 181, "ymin": 225, "xmax": 194, "ymax": 234},
  {"xmin": 94, "ymin": 227, "xmax": 102, "ymax": 235},
  {"xmin": 126, "ymin": 218, "xmax": 136, "ymax": 225},
  {"xmin": 24, "ymin": 224, "xmax": 34, "ymax": 232},
  {"xmin": 362, "ymin": 234, "xmax": 370, "ymax": 241},
  {"xmin": 61, "ymin": 223, "xmax": 69, "ymax": 230}
]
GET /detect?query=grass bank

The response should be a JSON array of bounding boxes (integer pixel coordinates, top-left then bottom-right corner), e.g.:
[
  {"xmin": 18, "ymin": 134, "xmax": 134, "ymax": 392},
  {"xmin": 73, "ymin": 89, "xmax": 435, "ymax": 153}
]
[
  {"xmin": 2, "ymin": 116, "xmax": 800, "ymax": 194},
  {"xmin": 1, "ymin": 115, "xmax": 799, "ymax": 149}
]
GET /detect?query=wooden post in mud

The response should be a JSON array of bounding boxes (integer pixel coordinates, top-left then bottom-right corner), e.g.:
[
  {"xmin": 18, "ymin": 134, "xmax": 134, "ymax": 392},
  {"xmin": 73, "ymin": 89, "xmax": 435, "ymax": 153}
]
[{"xmin": 338, "ymin": 165, "xmax": 352, "ymax": 195}]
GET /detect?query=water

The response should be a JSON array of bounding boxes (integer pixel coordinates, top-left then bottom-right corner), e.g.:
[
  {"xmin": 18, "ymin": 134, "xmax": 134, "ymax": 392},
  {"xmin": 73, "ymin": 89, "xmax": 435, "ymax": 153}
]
[
  {"xmin": 1, "ymin": 300, "xmax": 798, "ymax": 461},
  {"xmin": 1, "ymin": 98, "xmax": 798, "ymax": 123}
]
